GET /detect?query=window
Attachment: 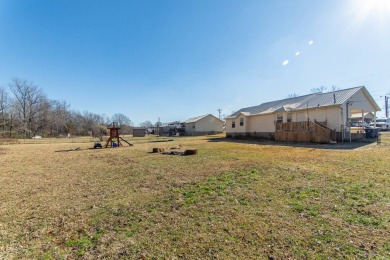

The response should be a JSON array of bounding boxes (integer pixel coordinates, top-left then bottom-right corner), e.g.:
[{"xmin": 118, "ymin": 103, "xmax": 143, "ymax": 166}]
[
  {"xmin": 287, "ymin": 113, "xmax": 292, "ymax": 122},
  {"xmin": 232, "ymin": 121, "xmax": 235, "ymax": 128},
  {"xmin": 276, "ymin": 114, "xmax": 283, "ymax": 123},
  {"xmin": 240, "ymin": 118, "xmax": 244, "ymax": 126}
]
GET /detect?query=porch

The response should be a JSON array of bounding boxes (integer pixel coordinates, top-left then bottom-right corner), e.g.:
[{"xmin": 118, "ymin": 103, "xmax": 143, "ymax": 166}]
[{"xmin": 275, "ymin": 121, "xmax": 337, "ymax": 144}]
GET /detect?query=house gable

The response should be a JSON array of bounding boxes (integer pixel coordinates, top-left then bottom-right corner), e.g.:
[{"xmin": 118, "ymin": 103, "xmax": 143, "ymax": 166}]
[{"xmin": 184, "ymin": 114, "xmax": 224, "ymax": 135}]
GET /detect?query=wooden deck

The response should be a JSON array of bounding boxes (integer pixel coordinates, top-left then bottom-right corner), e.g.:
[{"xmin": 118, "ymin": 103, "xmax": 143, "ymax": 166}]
[{"xmin": 275, "ymin": 121, "xmax": 336, "ymax": 143}]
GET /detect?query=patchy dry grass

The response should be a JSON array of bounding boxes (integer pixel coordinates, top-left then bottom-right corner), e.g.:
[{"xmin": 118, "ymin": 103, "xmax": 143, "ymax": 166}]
[
  {"xmin": 0, "ymin": 135, "xmax": 389, "ymax": 259},
  {"xmin": 379, "ymin": 131, "xmax": 390, "ymax": 144}
]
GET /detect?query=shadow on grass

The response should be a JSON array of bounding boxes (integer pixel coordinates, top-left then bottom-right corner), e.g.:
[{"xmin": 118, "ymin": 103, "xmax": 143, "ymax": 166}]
[
  {"xmin": 206, "ymin": 137, "xmax": 378, "ymax": 150},
  {"xmin": 54, "ymin": 147, "xmax": 82, "ymax": 152},
  {"xmin": 54, "ymin": 146, "xmax": 134, "ymax": 152}
]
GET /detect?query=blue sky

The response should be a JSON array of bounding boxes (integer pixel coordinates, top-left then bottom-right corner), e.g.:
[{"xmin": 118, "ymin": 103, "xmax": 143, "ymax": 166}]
[{"xmin": 1, "ymin": 0, "xmax": 389, "ymax": 125}]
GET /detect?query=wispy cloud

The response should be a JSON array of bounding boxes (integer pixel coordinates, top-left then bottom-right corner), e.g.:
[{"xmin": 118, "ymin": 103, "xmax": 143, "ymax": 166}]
[
  {"xmin": 295, "ymin": 51, "xmax": 300, "ymax": 56},
  {"xmin": 308, "ymin": 40, "xmax": 314, "ymax": 45},
  {"xmin": 282, "ymin": 60, "xmax": 289, "ymax": 66}
]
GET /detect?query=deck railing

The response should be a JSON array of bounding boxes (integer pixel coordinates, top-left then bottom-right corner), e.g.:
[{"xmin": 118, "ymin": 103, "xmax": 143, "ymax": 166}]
[
  {"xmin": 275, "ymin": 120, "xmax": 336, "ymax": 143},
  {"xmin": 275, "ymin": 121, "xmax": 310, "ymax": 131}
]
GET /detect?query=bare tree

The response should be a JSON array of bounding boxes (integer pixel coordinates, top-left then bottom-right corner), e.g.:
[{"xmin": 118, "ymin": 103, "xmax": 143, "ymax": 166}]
[
  {"xmin": 331, "ymin": 85, "xmax": 339, "ymax": 92},
  {"xmin": 111, "ymin": 113, "xmax": 132, "ymax": 127},
  {"xmin": 310, "ymin": 85, "xmax": 339, "ymax": 94},
  {"xmin": 33, "ymin": 98, "xmax": 53, "ymax": 136},
  {"xmin": 288, "ymin": 93, "xmax": 298, "ymax": 98},
  {"xmin": 7, "ymin": 102, "xmax": 18, "ymax": 138},
  {"xmin": 0, "ymin": 87, "xmax": 9, "ymax": 136},
  {"xmin": 1, "ymin": 79, "xmax": 142, "ymax": 138},
  {"xmin": 311, "ymin": 86, "xmax": 327, "ymax": 93},
  {"xmin": 140, "ymin": 120, "xmax": 153, "ymax": 128},
  {"xmin": 110, "ymin": 113, "xmax": 133, "ymax": 134},
  {"xmin": 49, "ymin": 100, "xmax": 70, "ymax": 136},
  {"xmin": 9, "ymin": 79, "xmax": 45, "ymax": 138}
]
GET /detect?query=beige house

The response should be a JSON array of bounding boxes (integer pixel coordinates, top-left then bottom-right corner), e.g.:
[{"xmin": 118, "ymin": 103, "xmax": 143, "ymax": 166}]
[
  {"xmin": 184, "ymin": 114, "xmax": 224, "ymax": 136},
  {"xmin": 351, "ymin": 112, "xmax": 375, "ymax": 123},
  {"xmin": 226, "ymin": 86, "xmax": 380, "ymax": 142}
]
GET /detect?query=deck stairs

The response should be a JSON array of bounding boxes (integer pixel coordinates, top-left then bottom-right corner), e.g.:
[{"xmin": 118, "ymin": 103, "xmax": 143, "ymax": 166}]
[{"xmin": 313, "ymin": 120, "xmax": 337, "ymax": 143}]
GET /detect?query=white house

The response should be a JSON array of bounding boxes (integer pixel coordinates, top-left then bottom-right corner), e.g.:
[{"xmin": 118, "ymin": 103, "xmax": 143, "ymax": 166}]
[
  {"xmin": 226, "ymin": 86, "xmax": 380, "ymax": 142},
  {"xmin": 351, "ymin": 112, "xmax": 375, "ymax": 123},
  {"xmin": 184, "ymin": 114, "xmax": 224, "ymax": 136}
]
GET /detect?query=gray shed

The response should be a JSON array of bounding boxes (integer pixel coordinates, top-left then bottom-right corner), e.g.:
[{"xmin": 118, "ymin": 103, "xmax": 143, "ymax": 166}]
[{"xmin": 133, "ymin": 128, "xmax": 146, "ymax": 137}]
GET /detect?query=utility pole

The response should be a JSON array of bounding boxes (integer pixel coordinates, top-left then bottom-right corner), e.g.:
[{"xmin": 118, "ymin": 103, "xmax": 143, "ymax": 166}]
[
  {"xmin": 380, "ymin": 95, "xmax": 389, "ymax": 118},
  {"xmin": 157, "ymin": 117, "xmax": 160, "ymax": 136},
  {"xmin": 345, "ymin": 101, "xmax": 352, "ymax": 143},
  {"xmin": 217, "ymin": 108, "xmax": 222, "ymax": 120}
]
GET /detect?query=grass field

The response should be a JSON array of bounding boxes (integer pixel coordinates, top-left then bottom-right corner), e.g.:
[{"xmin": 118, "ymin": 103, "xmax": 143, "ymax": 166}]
[{"xmin": 0, "ymin": 134, "xmax": 389, "ymax": 259}]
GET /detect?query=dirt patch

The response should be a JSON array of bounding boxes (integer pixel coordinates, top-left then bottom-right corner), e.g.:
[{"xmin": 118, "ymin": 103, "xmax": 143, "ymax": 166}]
[{"xmin": 183, "ymin": 148, "xmax": 197, "ymax": 155}]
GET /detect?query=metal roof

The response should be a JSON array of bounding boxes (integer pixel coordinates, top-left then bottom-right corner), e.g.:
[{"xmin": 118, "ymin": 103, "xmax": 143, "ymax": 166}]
[
  {"xmin": 184, "ymin": 114, "xmax": 210, "ymax": 123},
  {"xmin": 228, "ymin": 86, "xmax": 377, "ymax": 118},
  {"xmin": 184, "ymin": 114, "xmax": 224, "ymax": 123},
  {"xmin": 350, "ymin": 112, "xmax": 374, "ymax": 118}
]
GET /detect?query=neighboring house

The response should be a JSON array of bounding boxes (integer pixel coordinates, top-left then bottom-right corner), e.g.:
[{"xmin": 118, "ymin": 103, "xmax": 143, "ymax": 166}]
[
  {"xmin": 184, "ymin": 114, "xmax": 224, "ymax": 136},
  {"xmin": 226, "ymin": 86, "xmax": 381, "ymax": 143},
  {"xmin": 158, "ymin": 121, "xmax": 184, "ymax": 135},
  {"xmin": 351, "ymin": 112, "xmax": 375, "ymax": 123}
]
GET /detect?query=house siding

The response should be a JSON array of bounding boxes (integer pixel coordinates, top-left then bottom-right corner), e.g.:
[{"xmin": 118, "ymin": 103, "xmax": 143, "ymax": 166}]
[
  {"xmin": 185, "ymin": 115, "xmax": 224, "ymax": 135},
  {"xmin": 226, "ymin": 114, "xmax": 274, "ymax": 139},
  {"xmin": 195, "ymin": 115, "xmax": 224, "ymax": 132},
  {"xmin": 185, "ymin": 122, "xmax": 197, "ymax": 135},
  {"xmin": 248, "ymin": 114, "xmax": 275, "ymax": 132},
  {"xmin": 226, "ymin": 106, "xmax": 342, "ymax": 138},
  {"xmin": 349, "ymin": 90, "xmax": 378, "ymax": 112},
  {"xmin": 306, "ymin": 106, "xmax": 341, "ymax": 131}
]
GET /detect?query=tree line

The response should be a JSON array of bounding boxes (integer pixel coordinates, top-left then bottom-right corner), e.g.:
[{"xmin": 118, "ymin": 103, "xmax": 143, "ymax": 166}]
[{"xmin": 0, "ymin": 79, "xmax": 135, "ymax": 138}]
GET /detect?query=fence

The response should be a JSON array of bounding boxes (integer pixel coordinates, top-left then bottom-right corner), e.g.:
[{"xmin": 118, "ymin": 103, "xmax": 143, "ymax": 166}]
[{"xmin": 275, "ymin": 121, "xmax": 335, "ymax": 143}]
